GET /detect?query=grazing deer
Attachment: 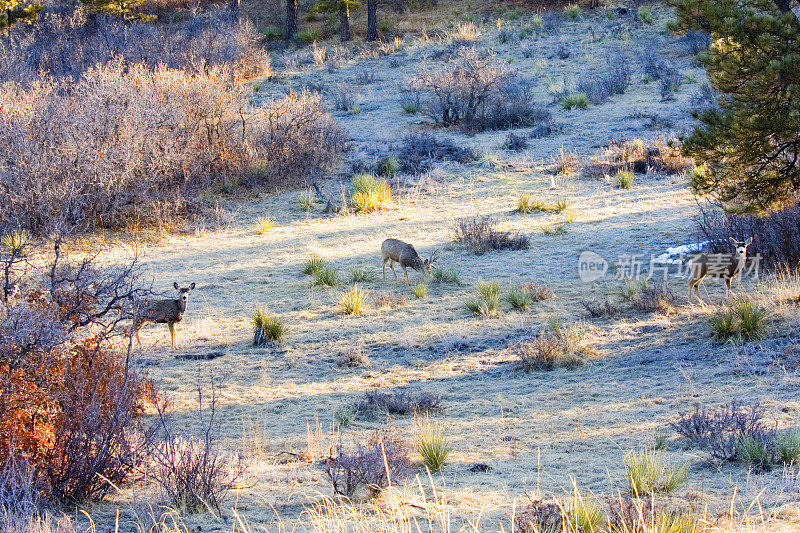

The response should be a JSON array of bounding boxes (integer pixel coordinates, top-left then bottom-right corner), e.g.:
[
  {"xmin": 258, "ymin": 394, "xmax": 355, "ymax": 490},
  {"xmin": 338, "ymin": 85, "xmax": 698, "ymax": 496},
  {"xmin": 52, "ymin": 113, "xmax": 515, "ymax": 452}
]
[
  {"xmin": 134, "ymin": 282, "xmax": 195, "ymax": 349},
  {"xmin": 381, "ymin": 239, "xmax": 438, "ymax": 282},
  {"xmin": 687, "ymin": 238, "xmax": 752, "ymax": 304}
]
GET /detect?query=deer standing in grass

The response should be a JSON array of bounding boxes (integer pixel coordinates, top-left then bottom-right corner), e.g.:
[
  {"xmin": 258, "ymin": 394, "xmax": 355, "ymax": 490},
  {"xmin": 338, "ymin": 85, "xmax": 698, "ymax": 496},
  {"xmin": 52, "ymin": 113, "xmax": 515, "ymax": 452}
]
[
  {"xmin": 134, "ymin": 282, "xmax": 195, "ymax": 349},
  {"xmin": 687, "ymin": 238, "xmax": 752, "ymax": 304},
  {"xmin": 381, "ymin": 239, "xmax": 437, "ymax": 281}
]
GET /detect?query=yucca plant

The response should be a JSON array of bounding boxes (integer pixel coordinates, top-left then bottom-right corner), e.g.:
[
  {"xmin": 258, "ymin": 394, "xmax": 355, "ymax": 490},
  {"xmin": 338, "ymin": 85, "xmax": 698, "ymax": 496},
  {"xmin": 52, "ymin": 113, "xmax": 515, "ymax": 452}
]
[
  {"xmin": 735, "ymin": 433, "xmax": 773, "ymax": 472},
  {"xmin": 411, "ymin": 282, "xmax": 428, "ymax": 299},
  {"xmin": 467, "ymin": 282, "xmax": 501, "ymax": 316},
  {"xmin": 298, "ymin": 190, "xmax": 316, "ymax": 211},
  {"xmin": 553, "ymin": 199, "xmax": 572, "ymax": 213},
  {"xmin": 733, "ymin": 297, "xmax": 768, "ymax": 340},
  {"xmin": 561, "ymin": 93, "xmax": 589, "ymax": 110},
  {"xmin": 254, "ymin": 216, "xmax": 276, "ymax": 235},
  {"xmin": 339, "ymin": 285, "xmax": 368, "ymax": 315},
  {"xmin": 351, "ymin": 173, "xmax": 392, "ymax": 213},
  {"xmin": 350, "ymin": 265, "xmax": 376, "ymax": 282},
  {"xmin": 564, "ymin": 3, "xmax": 581, "ymax": 19},
  {"xmin": 614, "ymin": 169, "xmax": 635, "ymax": 189},
  {"xmin": 507, "ymin": 285, "xmax": 533, "ymax": 310},
  {"xmin": 312, "ymin": 265, "xmax": 338, "ymax": 287},
  {"xmin": 1, "ymin": 230, "xmax": 29, "ymax": 255},
  {"xmin": 431, "ymin": 266, "xmax": 461, "ymax": 284},
  {"xmin": 624, "ymin": 448, "xmax": 687, "ymax": 495},
  {"xmin": 565, "ymin": 490, "xmax": 605, "ymax": 533},
  {"xmin": 776, "ymin": 431, "xmax": 800, "ymax": 465},
  {"xmin": 303, "ymin": 255, "xmax": 327, "ymax": 276},
  {"xmin": 709, "ymin": 310, "xmax": 737, "ymax": 341},
  {"xmin": 416, "ymin": 417, "xmax": 451, "ymax": 473},
  {"xmin": 252, "ymin": 308, "xmax": 288, "ymax": 345},
  {"xmin": 542, "ymin": 224, "xmax": 568, "ymax": 235}
]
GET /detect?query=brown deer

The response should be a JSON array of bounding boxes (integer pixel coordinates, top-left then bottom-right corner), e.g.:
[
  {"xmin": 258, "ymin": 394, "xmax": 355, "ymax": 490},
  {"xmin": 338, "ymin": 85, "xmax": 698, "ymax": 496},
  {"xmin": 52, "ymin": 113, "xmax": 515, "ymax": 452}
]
[
  {"xmin": 687, "ymin": 238, "xmax": 752, "ymax": 304},
  {"xmin": 134, "ymin": 282, "xmax": 195, "ymax": 349},
  {"xmin": 381, "ymin": 239, "xmax": 438, "ymax": 282}
]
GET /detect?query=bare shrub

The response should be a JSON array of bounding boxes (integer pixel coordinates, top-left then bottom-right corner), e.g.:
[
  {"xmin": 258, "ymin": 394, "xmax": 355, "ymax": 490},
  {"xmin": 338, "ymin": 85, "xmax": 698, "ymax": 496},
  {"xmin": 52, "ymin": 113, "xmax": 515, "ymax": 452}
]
[
  {"xmin": 582, "ymin": 297, "xmax": 621, "ymax": 317},
  {"xmin": 631, "ymin": 280, "xmax": 677, "ymax": 314},
  {"xmin": 514, "ymin": 498, "xmax": 565, "ymax": 533},
  {"xmin": 516, "ymin": 325, "xmax": 592, "ymax": 371},
  {"xmin": 576, "ymin": 52, "xmax": 631, "ymax": 104},
  {"xmin": 320, "ymin": 424, "xmax": 411, "ymax": 499},
  {"xmin": 398, "ymin": 132, "xmax": 476, "ymax": 173},
  {"xmin": 522, "ymin": 282, "xmax": 555, "ymax": 301},
  {"xmin": 670, "ymin": 402, "xmax": 771, "ymax": 462},
  {"xmin": 413, "ymin": 48, "xmax": 549, "ymax": 131},
  {"xmin": 452, "ymin": 216, "xmax": 530, "ymax": 254},
  {"xmin": 354, "ymin": 389, "xmax": 441, "ymax": 417},
  {"xmin": 148, "ymin": 383, "xmax": 243, "ymax": 514},
  {"xmin": 696, "ymin": 202, "xmax": 800, "ymax": 267},
  {"xmin": 504, "ymin": 131, "xmax": 529, "ymax": 151},
  {"xmin": 332, "ymin": 83, "xmax": 359, "ymax": 111},
  {"xmin": 0, "ymin": 232, "xmax": 152, "ymax": 505}
]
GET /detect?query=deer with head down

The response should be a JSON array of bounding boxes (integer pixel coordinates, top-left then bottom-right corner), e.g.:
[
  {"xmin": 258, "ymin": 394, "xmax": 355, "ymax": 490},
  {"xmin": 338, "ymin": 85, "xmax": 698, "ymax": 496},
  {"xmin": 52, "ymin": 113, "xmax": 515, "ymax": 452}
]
[
  {"xmin": 133, "ymin": 282, "xmax": 195, "ymax": 349},
  {"xmin": 381, "ymin": 239, "xmax": 438, "ymax": 282}
]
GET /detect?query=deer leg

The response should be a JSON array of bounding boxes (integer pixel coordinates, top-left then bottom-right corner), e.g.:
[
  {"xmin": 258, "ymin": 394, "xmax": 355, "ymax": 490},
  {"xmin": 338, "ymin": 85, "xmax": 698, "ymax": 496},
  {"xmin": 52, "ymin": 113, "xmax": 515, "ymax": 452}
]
[
  {"xmin": 382, "ymin": 257, "xmax": 388, "ymax": 280},
  {"xmin": 725, "ymin": 278, "xmax": 733, "ymax": 299},
  {"xmin": 168, "ymin": 322, "xmax": 176, "ymax": 349},
  {"xmin": 404, "ymin": 267, "xmax": 409, "ymax": 282},
  {"xmin": 389, "ymin": 260, "xmax": 398, "ymax": 279}
]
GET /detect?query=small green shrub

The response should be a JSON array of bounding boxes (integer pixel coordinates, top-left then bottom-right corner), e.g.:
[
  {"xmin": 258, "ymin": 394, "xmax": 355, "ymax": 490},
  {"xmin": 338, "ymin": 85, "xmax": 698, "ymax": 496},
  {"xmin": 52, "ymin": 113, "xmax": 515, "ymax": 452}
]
[
  {"xmin": 614, "ymin": 169, "xmax": 635, "ymax": 189},
  {"xmin": 735, "ymin": 433, "xmax": 773, "ymax": 472},
  {"xmin": 402, "ymin": 102, "xmax": 420, "ymax": 114},
  {"xmin": 416, "ymin": 418, "xmax": 451, "ymax": 472},
  {"xmin": 516, "ymin": 193, "xmax": 548, "ymax": 214},
  {"xmin": 254, "ymin": 216, "xmax": 276, "ymax": 235},
  {"xmin": 637, "ymin": 5, "xmax": 654, "ymax": 24},
  {"xmin": 313, "ymin": 265, "xmax": 339, "ymax": 287},
  {"xmin": 350, "ymin": 266, "xmax": 376, "ymax": 282},
  {"xmin": 295, "ymin": 29, "xmax": 320, "ymax": 44},
  {"xmin": 624, "ymin": 448, "xmax": 687, "ymax": 495},
  {"xmin": 561, "ymin": 93, "xmax": 589, "ymax": 110},
  {"xmin": 776, "ymin": 431, "xmax": 800, "ymax": 465},
  {"xmin": 252, "ymin": 308, "xmax": 289, "ymax": 345},
  {"xmin": 431, "ymin": 266, "xmax": 461, "ymax": 284},
  {"xmin": 339, "ymin": 285, "xmax": 368, "ymax": 315},
  {"xmin": 260, "ymin": 26, "xmax": 285, "ymax": 41},
  {"xmin": 542, "ymin": 224, "xmax": 568, "ymax": 235},
  {"xmin": 303, "ymin": 255, "xmax": 327, "ymax": 275},
  {"xmin": 564, "ymin": 3, "xmax": 581, "ymax": 20},
  {"xmin": 411, "ymin": 282, "xmax": 428, "ymax": 299},
  {"xmin": 298, "ymin": 190, "xmax": 316, "ymax": 211},
  {"xmin": 376, "ymin": 155, "xmax": 400, "ymax": 177},
  {"xmin": 553, "ymin": 199, "xmax": 572, "ymax": 213},
  {"xmin": 710, "ymin": 298, "xmax": 768, "ymax": 342},
  {"xmin": 351, "ymin": 173, "xmax": 392, "ymax": 213}
]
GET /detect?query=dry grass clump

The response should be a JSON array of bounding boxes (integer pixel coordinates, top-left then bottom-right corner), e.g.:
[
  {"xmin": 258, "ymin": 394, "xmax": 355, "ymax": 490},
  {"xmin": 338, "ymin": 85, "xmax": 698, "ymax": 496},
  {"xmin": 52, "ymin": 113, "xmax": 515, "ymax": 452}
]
[
  {"xmin": 354, "ymin": 389, "xmax": 441, "ymax": 417},
  {"xmin": 338, "ymin": 285, "xmax": 369, "ymax": 315},
  {"xmin": 453, "ymin": 216, "xmax": 530, "ymax": 254},
  {"xmin": 516, "ymin": 193, "xmax": 549, "ymax": 214},
  {"xmin": 709, "ymin": 297, "xmax": 769, "ymax": 342},
  {"xmin": 555, "ymin": 148, "xmax": 581, "ymax": 175},
  {"xmin": 350, "ymin": 266, "xmax": 376, "ymax": 282},
  {"xmin": 411, "ymin": 282, "xmax": 428, "ymax": 299},
  {"xmin": 303, "ymin": 255, "xmax": 328, "ymax": 276},
  {"xmin": 313, "ymin": 265, "xmax": 339, "ymax": 287},
  {"xmin": 507, "ymin": 282, "xmax": 554, "ymax": 310},
  {"xmin": 373, "ymin": 291, "xmax": 408, "ymax": 309},
  {"xmin": 350, "ymin": 174, "xmax": 393, "ymax": 213},
  {"xmin": 582, "ymin": 297, "xmax": 622, "ymax": 317},
  {"xmin": 516, "ymin": 322, "xmax": 595, "ymax": 371},
  {"xmin": 624, "ymin": 448, "xmax": 688, "ymax": 495},
  {"xmin": 254, "ymin": 217, "xmax": 276, "ymax": 235},
  {"xmin": 430, "ymin": 266, "xmax": 461, "ymax": 284},
  {"xmin": 252, "ymin": 308, "xmax": 288, "ymax": 345},
  {"xmin": 415, "ymin": 416, "xmax": 451, "ymax": 473},
  {"xmin": 523, "ymin": 282, "xmax": 555, "ymax": 301},
  {"xmin": 631, "ymin": 280, "xmax": 677, "ymax": 315}
]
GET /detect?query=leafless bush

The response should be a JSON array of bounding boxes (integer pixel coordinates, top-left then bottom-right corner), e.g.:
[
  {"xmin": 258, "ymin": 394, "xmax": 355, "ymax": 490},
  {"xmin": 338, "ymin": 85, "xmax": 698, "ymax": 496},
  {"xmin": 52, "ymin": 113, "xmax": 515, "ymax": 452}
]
[
  {"xmin": 399, "ymin": 132, "xmax": 476, "ymax": 173},
  {"xmin": 320, "ymin": 425, "xmax": 411, "ymax": 499},
  {"xmin": 514, "ymin": 498, "xmax": 564, "ymax": 533},
  {"xmin": 453, "ymin": 216, "xmax": 530, "ymax": 254},
  {"xmin": 148, "ymin": 382, "xmax": 243, "ymax": 515},
  {"xmin": 670, "ymin": 402, "xmax": 770, "ymax": 462},
  {"xmin": 0, "ymin": 455, "xmax": 41, "ymax": 527},
  {"xmin": 631, "ymin": 280, "xmax": 677, "ymax": 314},
  {"xmin": 582, "ymin": 297, "xmax": 621, "ymax": 317},
  {"xmin": 1, "ymin": 8, "xmax": 269, "ymax": 85},
  {"xmin": 504, "ymin": 132, "xmax": 529, "ymax": 151},
  {"xmin": 516, "ymin": 327, "xmax": 590, "ymax": 371},
  {"xmin": 414, "ymin": 48, "xmax": 548, "ymax": 131},
  {"xmin": 522, "ymin": 282, "xmax": 555, "ymax": 301},
  {"xmin": 332, "ymin": 83, "xmax": 359, "ymax": 111},
  {"xmin": 354, "ymin": 389, "xmax": 441, "ymax": 417},
  {"xmin": 696, "ymin": 202, "xmax": 800, "ymax": 268},
  {"xmin": 576, "ymin": 52, "xmax": 631, "ymax": 104}
]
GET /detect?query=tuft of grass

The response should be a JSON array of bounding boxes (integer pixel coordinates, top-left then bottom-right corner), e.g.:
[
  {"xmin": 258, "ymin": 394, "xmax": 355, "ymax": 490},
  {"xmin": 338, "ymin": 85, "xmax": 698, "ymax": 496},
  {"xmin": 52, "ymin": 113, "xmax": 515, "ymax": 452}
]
[
  {"xmin": 296, "ymin": 28, "xmax": 320, "ymax": 44},
  {"xmin": 563, "ymin": 3, "xmax": 581, "ymax": 19},
  {"xmin": 431, "ymin": 266, "xmax": 461, "ymax": 284},
  {"xmin": 637, "ymin": 5, "xmax": 654, "ymax": 24},
  {"xmin": 338, "ymin": 285, "xmax": 369, "ymax": 315},
  {"xmin": 624, "ymin": 448, "xmax": 687, "ymax": 495},
  {"xmin": 312, "ymin": 265, "xmax": 339, "ymax": 287},
  {"xmin": 466, "ymin": 282, "xmax": 501, "ymax": 317},
  {"xmin": 776, "ymin": 431, "xmax": 800, "ymax": 465},
  {"xmin": 298, "ymin": 190, "xmax": 316, "ymax": 211},
  {"xmin": 415, "ymin": 417, "xmax": 451, "ymax": 473},
  {"xmin": 565, "ymin": 491, "xmax": 604, "ymax": 533},
  {"xmin": 411, "ymin": 282, "xmax": 428, "ymax": 299},
  {"xmin": 507, "ymin": 285, "xmax": 533, "ymax": 311},
  {"xmin": 402, "ymin": 102, "xmax": 420, "ymax": 114},
  {"xmin": 710, "ymin": 297, "xmax": 769, "ymax": 342},
  {"xmin": 350, "ymin": 266, "xmax": 376, "ymax": 283},
  {"xmin": 516, "ymin": 192, "xmax": 549, "ymax": 214},
  {"xmin": 517, "ymin": 325, "xmax": 590, "ymax": 371},
  {"xmin": 1, "ymin": 229, "xmax": 29, "ymax": 255},
  {"xmin": 254, "ymin": 216, "xmax": 276, "ymax": 235},
  {"xmin": 376, "ymin": 155, "xmax": 400, "ymax": 177},
  {"xmin": 614, "ymin": 169, "xmax": 635, "ymax": 189},
  {"xmin": 561, "ymin": 93, "xmax": 589, "ymax": 110},
  {"xmin": 303, "ymin": 255, "xmax": 327, "ymax": 276},
  {"xmin": 351, "ymin": 173, "xmax": 392, "ymax": 213},
  {"xmin": 553, "ymin": 199, "xmax": 572, "ymax": 213},
  {"xmin": 542, "ymin": 223, "xmax": 568, "ymax": 235},
  {"xmin": 252, "ymin": 308, "xmax": 289, "ymax": 345},
  {"xmin": 735, "ymin": 433, "xmax": 773, "ymax": 472}
]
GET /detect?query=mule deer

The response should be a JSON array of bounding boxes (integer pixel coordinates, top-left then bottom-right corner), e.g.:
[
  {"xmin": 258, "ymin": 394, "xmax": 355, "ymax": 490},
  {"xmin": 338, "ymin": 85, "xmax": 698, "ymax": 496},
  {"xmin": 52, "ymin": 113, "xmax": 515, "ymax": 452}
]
[
  {"xmin": 134, "ymin": 282, "xmax": 195, "ymax": 349},
  {"xmin": 687, "ymin": 238, "xmax": 752, "ymax": 304},
  {"xmin": 381, "ymin": 239, "xmax": 438, "ymax": 282}
]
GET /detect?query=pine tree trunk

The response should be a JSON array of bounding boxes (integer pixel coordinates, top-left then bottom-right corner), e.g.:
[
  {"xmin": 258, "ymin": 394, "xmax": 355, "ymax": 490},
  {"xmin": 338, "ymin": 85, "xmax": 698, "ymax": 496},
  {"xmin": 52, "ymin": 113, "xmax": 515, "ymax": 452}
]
[
  {"xmin": 285, "ymin": 0, "xmax": 297, "ymax": 41},
  {"xmin": 339, "ymin": 1, "xmax": 351, "ymax": 42},
  {"xmin": 366, "ymin": 0, "xmax": 377, "ymax": 41}
]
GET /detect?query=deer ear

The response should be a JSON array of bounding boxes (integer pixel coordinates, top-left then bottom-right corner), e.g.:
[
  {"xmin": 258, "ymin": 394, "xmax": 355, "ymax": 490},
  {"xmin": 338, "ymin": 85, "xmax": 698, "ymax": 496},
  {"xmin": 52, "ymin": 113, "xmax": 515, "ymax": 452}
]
[
  {"xmin": 729, "ymin": 237, "xmax": 737, "ymax": 245},
  {"xmin": 190, "ymin": 282, "xmax": 196, "ymax": 290},
  {"xmin": 745, "ymin": 237, "xmax": 752, "ymax": 246},
  {"xmin": 173, "ymin": 282, "xmax": 180, "ymax": 290}
]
